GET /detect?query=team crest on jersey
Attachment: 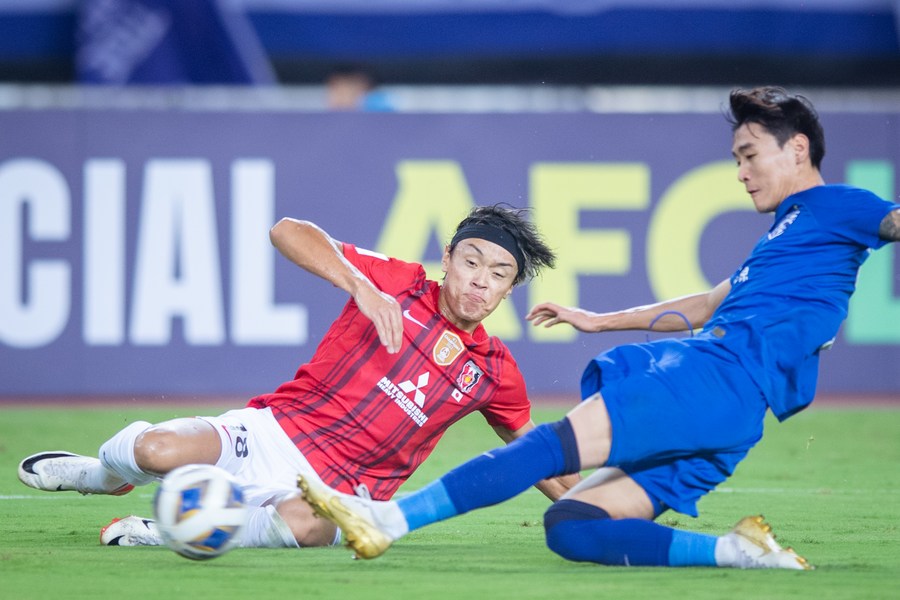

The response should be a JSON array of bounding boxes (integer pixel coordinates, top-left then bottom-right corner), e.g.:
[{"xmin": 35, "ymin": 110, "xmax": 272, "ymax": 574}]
[
  {"xmin": 456, "ymin": 360, "xmax": 483, "ymax": 393},
  {"xmin": 433, "ymin": 331, "xmax": 464, "ymax": 366},
  {"xmin": 767, "ymin": 205, "xmax": 800, "ymax": 240}
]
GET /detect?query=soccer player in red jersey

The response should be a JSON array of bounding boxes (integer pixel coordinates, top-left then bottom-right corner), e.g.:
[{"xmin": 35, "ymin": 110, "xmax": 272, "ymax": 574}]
[{"xmin": 19, "ymin": 204, "xmax": 576, "ymax": 549}]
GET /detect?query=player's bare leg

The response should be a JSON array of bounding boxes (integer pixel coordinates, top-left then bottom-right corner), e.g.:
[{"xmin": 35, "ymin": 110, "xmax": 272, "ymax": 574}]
[
  {"xmin": 564, "ymin": 392, "xmax": 613, "ymax": 469},
  {"xmin": 272, "ymin": 493, "xmax": 340, "ymax": 547},
  {"xmin": 297, "ymin": 406, "xmax": 596, "ymax": 560},
  {"xmin": 99, "ymin": 500, "xmax": 322, "ymax": 549},
  {"xmin": 546, "ymin": 469, "xmax": 812, "ymax": 569},
  {"xmin": 298, "ymin": 475, "xmax": 400, "ymax": 559},
  {"xmin": 131, "ymin": 418, "xmax": 223, "ymax": 475},
  {"xmin": 19, "ymin": 417, "xmax": 221, "ymax": 496},
  {"xmin": 562, "ymin": 467, "xmax": 656, "ymax": 519},
  {"xmin": 20, "ymin": 416, "xmax": 222, "ymax": 515}
]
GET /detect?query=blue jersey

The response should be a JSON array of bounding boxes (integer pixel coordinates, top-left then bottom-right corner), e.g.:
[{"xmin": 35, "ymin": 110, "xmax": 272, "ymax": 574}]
[
  {"xmin": 578, "ymin": 184, "xmax": 896, "ymax": 515},
  {"xmin": 702, "ymin": 184, "xmax": 896, "ymax": 420}
]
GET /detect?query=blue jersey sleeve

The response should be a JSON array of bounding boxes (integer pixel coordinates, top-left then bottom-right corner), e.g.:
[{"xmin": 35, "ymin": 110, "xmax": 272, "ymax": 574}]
[{"xmin": 811, "ymin": 185, "xmax": 897, "ymax": 250}]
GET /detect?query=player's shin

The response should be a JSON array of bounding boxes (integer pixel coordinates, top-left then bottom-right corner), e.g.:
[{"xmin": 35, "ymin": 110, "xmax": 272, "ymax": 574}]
[
  {"xmin": 239, "ymin": 504, "xmax": 301, "ymax": 548},
  {"xmin": 544, "ymin": 500, "xmax": 717, "ymax": 566},
  {"xmin": 399, "ymin": 419, "xmax": 580, "ymax": 531}
]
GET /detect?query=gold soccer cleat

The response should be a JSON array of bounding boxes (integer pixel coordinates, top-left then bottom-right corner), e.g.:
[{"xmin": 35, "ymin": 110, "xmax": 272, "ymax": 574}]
[
  {"xmin": 727, "ymin": 515, "xmax": 814, "ymax": 570},
  {"xmin": 298, "ymin": 475, "xmax": 393, "ymax": 559}
]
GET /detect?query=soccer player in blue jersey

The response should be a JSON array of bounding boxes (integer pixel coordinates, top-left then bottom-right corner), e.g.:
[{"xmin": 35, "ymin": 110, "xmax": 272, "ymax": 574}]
[{"xmin": 298, "ymin": 86, "xmax": 900, "ymax": 569}]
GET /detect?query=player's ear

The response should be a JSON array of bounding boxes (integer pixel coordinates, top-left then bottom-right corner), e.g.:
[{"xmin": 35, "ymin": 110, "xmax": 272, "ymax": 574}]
[
  {"xmin": 441, "ymin": 245, "xmax": 451, "ymax": 273},
  {"xmin": 791, "ymin": 133, "xmax": 810, "ymax": 165}
]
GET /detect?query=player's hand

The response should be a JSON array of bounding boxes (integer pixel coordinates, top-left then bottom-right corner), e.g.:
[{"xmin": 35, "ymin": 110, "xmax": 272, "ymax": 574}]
[
  {"xmin": 354, "ymin": 284, "xmax": 403, "ymax": 353},
  {"xmin": 526, "ymin": 302, "xmax": 601, "ymax": 333}
]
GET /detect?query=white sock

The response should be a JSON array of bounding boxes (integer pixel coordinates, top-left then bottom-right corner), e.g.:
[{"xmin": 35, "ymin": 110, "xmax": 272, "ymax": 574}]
[
  {"xmin": 713, "ymin": 535, "xmax": 738, "ymax": 567},
  {"xmin": 98, "ymin": 421, "xmax": 158, "ymax": 486},
  {"xmin": 373, "ymin": 501, "xmax": 410, "ymax": 541},
  {"xmin": 239, "ymin": 505, "xmax": 300, "ymax": 548}
]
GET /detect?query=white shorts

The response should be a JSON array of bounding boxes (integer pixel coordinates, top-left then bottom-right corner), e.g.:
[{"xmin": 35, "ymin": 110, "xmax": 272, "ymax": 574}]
[{"xmin": 198, "ymin": 406, "xmax": 320, "ymax": 508}]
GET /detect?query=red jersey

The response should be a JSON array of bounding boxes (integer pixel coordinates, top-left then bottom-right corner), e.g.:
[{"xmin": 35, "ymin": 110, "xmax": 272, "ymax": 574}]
[{"xmin": 248, "ymin": 244, "xmax": 531, "ymax": 500}]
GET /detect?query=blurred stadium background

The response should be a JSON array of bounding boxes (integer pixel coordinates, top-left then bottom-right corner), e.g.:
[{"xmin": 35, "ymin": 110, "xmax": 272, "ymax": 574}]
[
  {"xmin": 0, "ymin": 0, "xmax": 898, "ymax": 402},
  {"xmin": 1, "ymin": 0, "xmax": 899, "ymax": 87}
]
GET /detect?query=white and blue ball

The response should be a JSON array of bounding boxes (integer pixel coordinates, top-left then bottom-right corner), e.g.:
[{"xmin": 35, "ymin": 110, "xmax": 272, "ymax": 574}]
[{"xmin": 153, "ymin": 464, "xmax": 247, "ymax": 560}]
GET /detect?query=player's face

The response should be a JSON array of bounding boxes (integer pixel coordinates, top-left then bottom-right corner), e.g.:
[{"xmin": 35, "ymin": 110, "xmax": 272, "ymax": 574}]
[
  {"xmin": 439, "ymin": 239, "xmax": 517, "ymax": 333},
  {"xmin": 732, "ymin": 122, "xmax": 808, "ymax": 213}
]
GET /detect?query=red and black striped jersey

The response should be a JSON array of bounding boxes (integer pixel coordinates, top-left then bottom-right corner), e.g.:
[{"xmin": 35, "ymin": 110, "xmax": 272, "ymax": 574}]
[{"xmin": 248, "ymin": 243, "xmax": 530, "ymax": 500}]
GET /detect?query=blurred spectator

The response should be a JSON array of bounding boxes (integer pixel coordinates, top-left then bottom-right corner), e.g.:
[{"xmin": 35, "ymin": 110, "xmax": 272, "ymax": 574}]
[{"xmin": 326, "ymin": 67, "xmax": 394, "ymax": 111}]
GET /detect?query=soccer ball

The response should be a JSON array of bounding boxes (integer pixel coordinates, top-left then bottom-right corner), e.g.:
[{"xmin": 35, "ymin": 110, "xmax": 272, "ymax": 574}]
[{"xmin": 153, "ymin": 464, "xmax": 248, "ymax": 560}]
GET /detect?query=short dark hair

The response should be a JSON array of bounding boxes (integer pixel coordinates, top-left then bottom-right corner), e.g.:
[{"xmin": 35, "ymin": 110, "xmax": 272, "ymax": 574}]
[
  {"xmin": 449, "ymin": 204, "xmax": 556, "ymax": 286},
  {"xmin": 727, "ymin": 86, "xmax": 825, "ymax": 169}
]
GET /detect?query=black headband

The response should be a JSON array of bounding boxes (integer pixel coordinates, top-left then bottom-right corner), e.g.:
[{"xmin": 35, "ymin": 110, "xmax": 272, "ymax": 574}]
[{"xmin": 450, "ymin": 223, "xmax": 525, "ymax": 278}]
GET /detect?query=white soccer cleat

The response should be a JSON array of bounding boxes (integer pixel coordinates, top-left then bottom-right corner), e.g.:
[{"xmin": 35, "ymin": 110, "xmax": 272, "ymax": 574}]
[
  {"xmin": 18, "ymin": 451, "xmax": 134, "ymax": 496},
  {"xmin": 724, "ymin": 515, "xmax": 813, "ymax": 570},
  {"xmin": 297, "ymin": 475, "xmax": 394, "ymax": 560},
  {"xmin": 100, "ymin": 516, "xmax": 162, "ymax": 546}
]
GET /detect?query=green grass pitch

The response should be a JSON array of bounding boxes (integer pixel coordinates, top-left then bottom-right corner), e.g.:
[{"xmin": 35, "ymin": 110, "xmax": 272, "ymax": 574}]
[{"xmin": 1, "ymin": 403, "xmax": 898, "ymax": 600}]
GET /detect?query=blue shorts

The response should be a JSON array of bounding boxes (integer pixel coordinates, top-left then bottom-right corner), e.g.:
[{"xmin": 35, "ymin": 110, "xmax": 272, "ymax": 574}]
[{"xmin": 580, "ymin": 336, "xmax": 767, "ymax": 517}]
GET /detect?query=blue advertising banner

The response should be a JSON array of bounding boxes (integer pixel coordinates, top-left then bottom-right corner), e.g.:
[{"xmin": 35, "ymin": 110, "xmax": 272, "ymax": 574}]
[
  {"xmin": 76, "ymin": 0, "xmax": 275, "ymax": 84},
  {"xmin": 0, "ymin": 110, "xmax": 898, "ymax": 397},
  {"xmin": 1, "ymin": 1, "xmax": 898, "ymax": 68}
]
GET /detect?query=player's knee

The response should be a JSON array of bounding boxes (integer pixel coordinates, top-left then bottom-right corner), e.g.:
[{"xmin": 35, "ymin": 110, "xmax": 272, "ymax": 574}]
[
  {"xmin": 133, "ymin": 419, "xmax": 221, "ymax": 474},
  {"xmin": 544, "ymin": 499, "xmax": 611, "ymax": 561},
  {"xmin": 133, "ymin": 428, "xmax": 184, "ymax": 474},
  {"xmin": 134, "ymin": 422, "xmax": 213, "ymax": 475}
]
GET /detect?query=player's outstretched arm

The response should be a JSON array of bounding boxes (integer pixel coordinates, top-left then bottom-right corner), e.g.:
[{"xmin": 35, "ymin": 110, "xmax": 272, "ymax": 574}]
[
  {"xmin": 526, "ymin": 278, "xmax": 731, "ymax": 334},
  {"xmin": 879, "ymin": 208, "xmax": 900, "ymax": 242},
  {"xmin": 270, "ymin": 218, "xmax": 403, "ymax": 353},
  {"xmin": 525, "ymin": 303, "xmax": 605, "ymax": 333}
]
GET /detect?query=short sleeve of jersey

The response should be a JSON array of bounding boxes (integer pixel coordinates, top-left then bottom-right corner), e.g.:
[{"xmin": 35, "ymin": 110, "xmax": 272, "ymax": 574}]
[
  {"xmin": 809, "ymin": 186, "xmax": 897, "ymax": 250},
  {"xmin": 479, "ymin": 354, "xmax": 531, "ymax": 432},
  {"xmin": 342, "ymin": 243, "xmax": 425, "ymax": 296}
]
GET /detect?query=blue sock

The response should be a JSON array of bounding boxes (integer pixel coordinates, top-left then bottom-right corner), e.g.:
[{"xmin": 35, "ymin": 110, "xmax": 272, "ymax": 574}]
[
  {"xmin": 396, "ymin": 480, "xmax": 456, "ymax": 532},
  {"xmin": 397, "ymin": 419, "xmax": 580, "ymax": 531},
  {"xmin": 668, "ymin": 529, "xmax": 718, "ymax": 566},
  {"xmin": 544, "ymin": 499, "xmax": 718, "ymax": 566}
]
